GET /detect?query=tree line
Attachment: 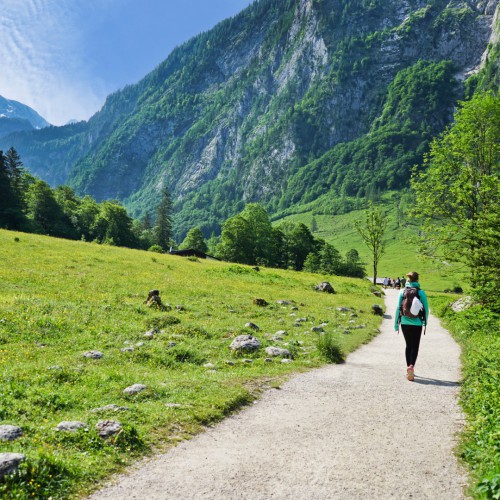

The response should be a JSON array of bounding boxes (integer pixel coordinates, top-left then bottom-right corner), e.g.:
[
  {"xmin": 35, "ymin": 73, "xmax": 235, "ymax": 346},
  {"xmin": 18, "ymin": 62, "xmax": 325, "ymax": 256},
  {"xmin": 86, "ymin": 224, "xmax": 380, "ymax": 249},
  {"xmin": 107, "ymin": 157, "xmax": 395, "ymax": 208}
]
[
  {"xmin": 0, "ymin": 151, "xmax": 365, "ymax": 278},
  {"xmin": 0, "ymin": 148, "xmax": 174, "ymax": 251}
]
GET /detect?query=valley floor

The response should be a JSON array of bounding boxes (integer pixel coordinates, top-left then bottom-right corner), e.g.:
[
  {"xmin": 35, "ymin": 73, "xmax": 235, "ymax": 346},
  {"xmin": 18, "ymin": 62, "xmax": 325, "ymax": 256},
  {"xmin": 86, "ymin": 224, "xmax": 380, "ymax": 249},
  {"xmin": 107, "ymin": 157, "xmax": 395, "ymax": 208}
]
[{"xmin": 88, "ymin": 289, "xmax": 468, "ymax": 499}]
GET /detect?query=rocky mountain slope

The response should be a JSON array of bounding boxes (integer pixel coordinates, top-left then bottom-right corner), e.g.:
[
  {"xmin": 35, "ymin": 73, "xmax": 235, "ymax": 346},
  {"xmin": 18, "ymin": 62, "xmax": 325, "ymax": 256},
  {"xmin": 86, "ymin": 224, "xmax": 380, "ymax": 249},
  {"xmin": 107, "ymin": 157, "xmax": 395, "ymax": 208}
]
[{"xmin": 1, "ymin": 0, "xmax": 498, "ymax": 238}]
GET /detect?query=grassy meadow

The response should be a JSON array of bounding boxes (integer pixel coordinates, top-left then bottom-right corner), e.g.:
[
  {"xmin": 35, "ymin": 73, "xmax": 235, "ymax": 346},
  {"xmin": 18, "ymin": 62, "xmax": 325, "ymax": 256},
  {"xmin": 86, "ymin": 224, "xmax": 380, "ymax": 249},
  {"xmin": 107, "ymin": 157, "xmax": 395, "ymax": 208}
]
[
  {"xmin": 0, "ymin": 229, "xmax": 383, "ymax": 498},
  {"xmin": 279, "ymin": 196, "xmax": 468, "ymax": 293}
]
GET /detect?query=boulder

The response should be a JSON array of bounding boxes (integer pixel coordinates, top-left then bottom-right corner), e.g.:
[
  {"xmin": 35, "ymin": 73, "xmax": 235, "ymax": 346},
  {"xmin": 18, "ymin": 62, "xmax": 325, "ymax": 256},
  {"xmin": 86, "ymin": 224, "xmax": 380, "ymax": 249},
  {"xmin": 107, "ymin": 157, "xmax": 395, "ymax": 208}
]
[
  {"xmin": 230, "ymin": 335, "xmax": 261, "ymax": 352},
  {"xmin": 0, "ymin": 425, "xmax": 22, "ymax": 441},
  {"xmin": 56, "ymin": 421, "xmax": 87, "ymax": 432},
  {"xmin": 96, "ymin": 420, "xmax": 122, "ymax": 439},
  {"xmin": 372, "ymin": 304, "xmax": 384, "ymax": 316},
  {"xmin": 315, "ymin": 282, "xmax": 335, "ymax": 294},
  {"xmin": 265, "ymin": 346, "xmax": 292, "ymax": 358},
  {"xmin": 123, "ymin": 384, "xmax": 147, "ymax": 395},
  {"xmin": 0, "ymin": 453, "xmax": 25, "ymax": 480},
  {"xmin": 83, "ymin": 350, "xmax": 104, "ymax": 359}
]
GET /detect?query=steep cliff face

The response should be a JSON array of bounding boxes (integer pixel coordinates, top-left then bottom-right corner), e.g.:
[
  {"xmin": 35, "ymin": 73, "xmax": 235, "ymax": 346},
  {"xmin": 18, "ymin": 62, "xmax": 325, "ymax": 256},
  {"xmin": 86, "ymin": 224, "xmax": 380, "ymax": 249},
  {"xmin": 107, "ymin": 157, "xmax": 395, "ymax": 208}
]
[{"xmin": 1, "ymin": 0, "xmax": 497, "ymax": 237}]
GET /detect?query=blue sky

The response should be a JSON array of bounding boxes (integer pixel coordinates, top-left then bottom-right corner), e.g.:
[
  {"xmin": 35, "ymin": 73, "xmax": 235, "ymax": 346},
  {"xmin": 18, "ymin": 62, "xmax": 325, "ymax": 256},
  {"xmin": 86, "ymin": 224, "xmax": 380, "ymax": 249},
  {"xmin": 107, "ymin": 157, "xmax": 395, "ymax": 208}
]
[{"xmin": 0, "ymin": 0, "xmax": 254, "ymax": 125}]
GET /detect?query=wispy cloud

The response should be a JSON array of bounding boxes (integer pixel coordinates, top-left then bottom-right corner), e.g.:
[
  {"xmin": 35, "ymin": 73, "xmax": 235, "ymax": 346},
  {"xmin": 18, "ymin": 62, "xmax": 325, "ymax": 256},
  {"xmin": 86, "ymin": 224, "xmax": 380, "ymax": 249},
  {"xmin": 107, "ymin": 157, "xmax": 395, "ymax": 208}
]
[{"xmin": 0, "ymin": 0, "xmax": 109, "ymax": 125}]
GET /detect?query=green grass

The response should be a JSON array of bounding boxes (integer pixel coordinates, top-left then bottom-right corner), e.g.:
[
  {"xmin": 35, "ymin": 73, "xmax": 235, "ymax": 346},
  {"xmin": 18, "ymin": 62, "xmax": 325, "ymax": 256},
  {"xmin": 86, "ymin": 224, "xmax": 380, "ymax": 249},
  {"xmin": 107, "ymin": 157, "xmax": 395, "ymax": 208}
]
[
  {"xmin": 432, "ymin": 298, "xmax": 500, "ymax": 499},
  {"xmin": 0, "ymin": 229, "xmax": 383, "ymax": 498},
  {"xmin": 277, "ymin": 194, "xmax": 468, "ymax": 293}
]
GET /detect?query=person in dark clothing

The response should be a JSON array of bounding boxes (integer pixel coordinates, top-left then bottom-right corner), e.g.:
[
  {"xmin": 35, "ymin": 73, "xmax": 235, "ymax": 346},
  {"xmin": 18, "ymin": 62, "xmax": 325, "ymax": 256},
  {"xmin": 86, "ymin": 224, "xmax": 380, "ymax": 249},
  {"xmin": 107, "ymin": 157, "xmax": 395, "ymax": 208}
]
[{"xmin": 394, "ymin": 271, "xmax": 429, "ymax": 381}]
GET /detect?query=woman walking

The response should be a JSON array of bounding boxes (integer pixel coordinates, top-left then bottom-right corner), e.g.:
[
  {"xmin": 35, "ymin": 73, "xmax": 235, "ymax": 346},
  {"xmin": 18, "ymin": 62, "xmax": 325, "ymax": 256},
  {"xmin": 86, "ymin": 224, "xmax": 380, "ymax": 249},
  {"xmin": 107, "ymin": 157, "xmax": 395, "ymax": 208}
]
[{"xmin": 394, "ymin": 271, "xmax": 429, "ymax": 381}]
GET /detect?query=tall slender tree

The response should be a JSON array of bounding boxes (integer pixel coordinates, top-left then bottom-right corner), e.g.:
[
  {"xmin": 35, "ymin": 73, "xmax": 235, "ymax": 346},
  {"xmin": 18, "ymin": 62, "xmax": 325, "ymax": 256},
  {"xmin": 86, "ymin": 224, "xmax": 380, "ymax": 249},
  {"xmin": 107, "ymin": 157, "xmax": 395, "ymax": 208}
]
[
  {"xmin": 155, "ymin": 187, "xmax": 174, "ymax": 251},
  {"xmin": 354, "ymin": 205, "xmax": 388, "ymax": 285}
]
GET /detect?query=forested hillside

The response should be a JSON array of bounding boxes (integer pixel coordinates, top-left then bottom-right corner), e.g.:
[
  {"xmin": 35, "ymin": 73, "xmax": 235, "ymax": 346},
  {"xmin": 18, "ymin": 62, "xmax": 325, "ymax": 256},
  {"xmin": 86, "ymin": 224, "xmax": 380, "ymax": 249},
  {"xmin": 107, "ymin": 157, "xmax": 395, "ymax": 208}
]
[{"xmin": 0, "ymin": 0, "xmax": 497, "ymax": 239}]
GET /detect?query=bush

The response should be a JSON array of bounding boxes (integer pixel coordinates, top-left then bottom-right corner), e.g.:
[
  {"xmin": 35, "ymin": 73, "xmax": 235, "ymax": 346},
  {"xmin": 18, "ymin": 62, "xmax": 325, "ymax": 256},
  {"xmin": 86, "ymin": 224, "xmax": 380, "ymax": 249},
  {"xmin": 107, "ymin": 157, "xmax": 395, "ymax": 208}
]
[
  {"xmin": 148, "ymin": 245, "xmax": 164, "ymax": 253},
  {"xmin": 316, "ymin": 332, "xmax": 345, "ymax": 363}
]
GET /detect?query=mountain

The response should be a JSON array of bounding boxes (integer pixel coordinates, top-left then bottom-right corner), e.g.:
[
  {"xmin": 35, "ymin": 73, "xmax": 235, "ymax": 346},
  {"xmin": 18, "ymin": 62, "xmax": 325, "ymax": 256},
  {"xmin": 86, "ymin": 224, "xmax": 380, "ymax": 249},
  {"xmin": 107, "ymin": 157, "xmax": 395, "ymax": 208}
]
[
  {"xmin": 1, "ymin": 0, "xmax": 498, "ymax": 239},
  {"xmin": 0, "ymin": 96, "xmax": 50, "ymax": 137}
]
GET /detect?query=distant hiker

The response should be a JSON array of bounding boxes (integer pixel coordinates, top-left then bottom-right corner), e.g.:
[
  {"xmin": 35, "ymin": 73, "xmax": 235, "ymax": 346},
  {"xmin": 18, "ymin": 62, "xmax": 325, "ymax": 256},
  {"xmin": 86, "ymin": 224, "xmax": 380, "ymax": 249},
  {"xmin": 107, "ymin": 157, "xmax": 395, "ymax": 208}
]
[
  {"xmin": 400, "ymin": 276, "xmax": 406, "ymax": 288},
  {"xmin": 395, "ymin": 277, "xmax": 401, "ymax": 289},
  {"xmin": 383, "ymin": 277, "xmax": 389, "ymax": 289},
  {"xmin": 394, "ymin": 271, "xmax": 429, "ymax": 381}
]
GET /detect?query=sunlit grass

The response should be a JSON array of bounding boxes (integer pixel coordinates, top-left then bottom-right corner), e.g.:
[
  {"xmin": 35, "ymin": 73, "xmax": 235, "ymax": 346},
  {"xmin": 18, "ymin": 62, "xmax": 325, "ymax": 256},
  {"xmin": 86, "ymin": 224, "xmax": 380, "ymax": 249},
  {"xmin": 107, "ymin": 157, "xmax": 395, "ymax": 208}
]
[{"xmin": 0, "ymin": 229, "xmax": 383, "ymax": 498}]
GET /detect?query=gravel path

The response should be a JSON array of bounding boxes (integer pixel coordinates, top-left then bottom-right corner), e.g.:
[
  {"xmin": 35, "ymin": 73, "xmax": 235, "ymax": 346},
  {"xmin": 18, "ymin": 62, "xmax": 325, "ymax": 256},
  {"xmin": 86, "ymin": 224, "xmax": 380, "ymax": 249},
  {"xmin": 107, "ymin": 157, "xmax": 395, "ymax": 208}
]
[{"xmin": 89, "ymin": 289, "xmax": 468, "ymax": 499}]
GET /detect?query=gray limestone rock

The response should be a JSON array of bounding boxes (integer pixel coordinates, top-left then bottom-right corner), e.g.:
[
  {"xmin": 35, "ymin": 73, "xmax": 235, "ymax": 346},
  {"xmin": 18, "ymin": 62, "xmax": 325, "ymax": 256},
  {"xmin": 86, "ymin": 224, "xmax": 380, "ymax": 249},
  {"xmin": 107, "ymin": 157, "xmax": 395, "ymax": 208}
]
[
  {"xmin": 83, "ymin": 350, "xmax": 104, "ymax": 359},
  {"xmin": 265, "ymin": 346, "xmax": 292, "ymax": 358},
  {"xmin": 96, "ymin": 420, "xmax": 122, "ymax": 439},
  {"xmin": 230, "ymin": 335, "xmax": 261, "ymax": 352},
  {"xmin": 56, "ymin": 421, "xmax": 87, "ymax": 432},
  {"xmin": 123, "ymin": 384, "xmax": 147, "ymax": 395},
  {"xmin": 0, "ymin": 425, "xmax": 22, "ymax": 441},
  {"xmin": 0, "ymin": 453, "xmax": 25, "ymax": 479}
]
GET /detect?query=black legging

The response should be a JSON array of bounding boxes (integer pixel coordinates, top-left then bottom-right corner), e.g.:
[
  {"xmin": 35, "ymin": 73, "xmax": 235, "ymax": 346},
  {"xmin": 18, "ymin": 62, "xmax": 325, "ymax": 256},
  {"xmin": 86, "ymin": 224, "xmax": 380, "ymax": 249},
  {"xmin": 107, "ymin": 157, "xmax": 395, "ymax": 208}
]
[{"xmin": 401, "ymin": 324, "xmax": 423, "ymax": 367}]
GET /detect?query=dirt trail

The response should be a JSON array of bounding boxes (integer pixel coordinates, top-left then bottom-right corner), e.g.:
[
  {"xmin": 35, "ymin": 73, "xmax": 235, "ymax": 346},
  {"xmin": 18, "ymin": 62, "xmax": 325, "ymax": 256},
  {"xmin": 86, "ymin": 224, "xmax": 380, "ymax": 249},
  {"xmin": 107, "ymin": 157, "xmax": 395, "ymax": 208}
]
[{"xmin": 89, "ymin": 289, "xmax": 468, "ymax": 499}]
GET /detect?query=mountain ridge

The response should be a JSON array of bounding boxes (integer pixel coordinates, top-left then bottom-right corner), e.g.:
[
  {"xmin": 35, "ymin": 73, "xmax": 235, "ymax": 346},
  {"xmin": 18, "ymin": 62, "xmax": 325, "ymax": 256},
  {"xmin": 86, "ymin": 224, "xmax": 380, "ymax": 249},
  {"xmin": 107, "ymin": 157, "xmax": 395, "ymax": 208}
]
[{"xmin": 0, "ymin": 0, "xmax": 498, "ymax": 238}]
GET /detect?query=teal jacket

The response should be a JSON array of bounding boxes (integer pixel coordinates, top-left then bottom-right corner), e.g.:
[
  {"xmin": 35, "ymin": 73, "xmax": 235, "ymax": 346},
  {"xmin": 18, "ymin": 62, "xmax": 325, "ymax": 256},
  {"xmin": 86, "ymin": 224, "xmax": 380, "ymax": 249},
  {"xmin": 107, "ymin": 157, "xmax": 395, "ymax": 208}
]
[{"xmin": 394, "ymin": 282, "xmax": 429, "ymax": 331}]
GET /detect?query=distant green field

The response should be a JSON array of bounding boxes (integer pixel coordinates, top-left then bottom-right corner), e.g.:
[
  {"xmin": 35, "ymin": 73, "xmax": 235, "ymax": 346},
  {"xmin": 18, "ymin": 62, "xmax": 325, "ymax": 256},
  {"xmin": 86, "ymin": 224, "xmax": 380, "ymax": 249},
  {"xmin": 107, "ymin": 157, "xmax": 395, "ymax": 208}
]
[
  {"xmin": 277, "ymin": 195, "xmax": 468, "ymax": 293},
  {"xmin": 0, "ymin": 229, "xmax": 383, "ymax": 498}
]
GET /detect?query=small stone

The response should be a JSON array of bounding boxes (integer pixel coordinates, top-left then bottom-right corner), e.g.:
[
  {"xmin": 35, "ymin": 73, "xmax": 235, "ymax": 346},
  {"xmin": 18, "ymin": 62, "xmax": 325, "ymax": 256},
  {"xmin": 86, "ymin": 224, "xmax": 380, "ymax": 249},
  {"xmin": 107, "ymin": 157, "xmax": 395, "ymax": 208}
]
[
  {"xmin": 203, "ymin": 363, "xmax": 215, "ymax": 368},
  {"xmin": 253, "ymin": 298, "xmax": 268, "ymax": 307},
  {"xmin": 337, "ymin": 307, "xmax": 351, "ymax": 312},
  {"xmin": 311, "ymin": 326, "xmax": 324, "ymax": 332},
  {"xmin": 289, "ymin": 313, "xmax": 296, "ymax": 317},
  {"xmin": 264, "ymin": 358, "xmax": 273, "ymax": 363},
  {"xmin": 276, "ymin": 300, "xmax": 293, "ymax": 305},
  {"xmin": 0, "ymin": 425, "xmax": 22, "ymax": 441},
  {"xmin": 83, "ymin": 351, "xmax": 104, "ymax": 359},
  {"xmin": 275, "ymin": 330, "xmax": 287, "ymax": 336},
  {"xmin": 56, "ymin": 421, "xmax": 87, "ymax": 432},
  {"xmin": 135, "ymin": 342, "xmax": 145, "ymax": 347},
  {"xmin": 290, "ymin": 306, "xmax": 298, "ymax": 311},
  {"xmin": 96, "ymin": 420, "xmax": 122, "ymax": 439},
  {"xmin": 47, "ymin": 365, "xmax": 63, "ymax": 371},
  {"xmin": 176, "ymin": 305, "xmax": 185, "ymax": 311},
  {"xmin": 121, "ymin": 347, "xmax": 135, "ymax": 352},
  {"xmin": 91, "ymin": 404, "xmax": 131, "ymax": 413},
  {"xmin": 350, "ymin": 313, "xmax": 358, "ymax": 318},
  {"xmin": 265, "ymin": 347, "xmax": 292, "ymax": 358},
  {"xmin": 0, "ymin": 453, "xmax": 25, "ymax": 479},
  {"xmin": 123, "ymin": 384, "xmax": 147, "ymax": 395},
  {"xmin": 166, "ymin": 403, "xmax": 183, "ymax": 408},
  {"xmin": 372, "ymin": 304, "xmax": 384, "ymax": 316},
  {"xmin": 245, "ymin": 322, "xmax": 259, "ymax": 331},
  {"xmin": 241, "ymin": 359, "xmax": 253, "ymax": 364},
  {"xmin": 225, "ymin": 360, "xmax": 235, "ymax": 366},
  {"xmin": 281, "ymin": 359, "xmax": 293, "ymax": 363},
  {"xmin": 144, "ymin": 330, "xmax": 155, "ymax": 339}
]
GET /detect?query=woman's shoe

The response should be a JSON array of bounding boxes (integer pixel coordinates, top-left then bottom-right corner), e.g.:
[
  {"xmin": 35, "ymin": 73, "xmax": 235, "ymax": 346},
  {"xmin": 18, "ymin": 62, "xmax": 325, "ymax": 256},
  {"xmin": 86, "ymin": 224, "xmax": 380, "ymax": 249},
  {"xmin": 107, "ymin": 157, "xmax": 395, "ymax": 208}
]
[{"xmin": 407, "ymin": 365, "xmax": 415, "ymax": 381}]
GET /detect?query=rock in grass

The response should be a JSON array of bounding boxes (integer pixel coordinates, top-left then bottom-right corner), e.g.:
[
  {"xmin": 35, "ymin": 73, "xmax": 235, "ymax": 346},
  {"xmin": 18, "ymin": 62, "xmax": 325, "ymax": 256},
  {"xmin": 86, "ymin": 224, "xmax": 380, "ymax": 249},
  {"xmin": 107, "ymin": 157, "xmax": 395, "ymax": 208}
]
[
  {"xmin": 0, "ymin": 453, "xmax": 25, "ymax": 479},
  {"xmin": 83, "ymin": 351, "xmax": 104, "ymax": 359},
  {"xmin": 121, "ymin": 347, "xmax": 135, "ymax": 352},
  {"xmin": 315, "ymin": 282, "xmax": 335, "ymax": 293},
  {"xmin": 96, "ymin": 420, "xmax": 122, "ymax": 439},
  {"xmin": 91, "ymin": 404, "xmax": 131, "ymax": 413},
  {"xmin": 123, "ymin": 384, "xmax": 147, "ymax": 395},
  {"xmin": 245, "ymin": 322, "xmax": 260, "ymax": 331},
  {"xmin": 0, "ymin": 425, "xmax": 22, "ymax": 441},
  {"xmin": 281, "ymin": 358, "xmax": 293, "ymax": 363},
  {"xmin": 372, "ymin": 304, "xmax": 384, "ymax": 316},
  {"xmin": 56, "ymin": 421, "xmax": 87, "ymax": 432},
  {"xmin": 265, "ymin": 347, "xmax": 292, "ymax": 358},
  {"xmin": 230, "ymin": 335, "xmax": 261, "ymax": 352}
]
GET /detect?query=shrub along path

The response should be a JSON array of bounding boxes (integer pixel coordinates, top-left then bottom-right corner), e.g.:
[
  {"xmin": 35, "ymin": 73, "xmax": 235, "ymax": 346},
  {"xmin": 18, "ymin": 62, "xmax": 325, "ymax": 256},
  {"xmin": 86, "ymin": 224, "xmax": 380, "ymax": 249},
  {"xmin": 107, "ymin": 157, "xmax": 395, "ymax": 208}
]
[{"xmin": 89, "ymin": 289, "xmax": 467, "ymax": 499}]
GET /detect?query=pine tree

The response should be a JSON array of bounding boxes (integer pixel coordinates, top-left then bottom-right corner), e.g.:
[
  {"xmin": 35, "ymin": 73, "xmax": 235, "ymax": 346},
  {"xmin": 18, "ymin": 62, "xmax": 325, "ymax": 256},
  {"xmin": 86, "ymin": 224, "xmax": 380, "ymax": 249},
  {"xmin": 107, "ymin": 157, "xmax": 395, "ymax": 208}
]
[{"xmin": 154, "ymin": 187, "xmax": 173, "ymax": 251}]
